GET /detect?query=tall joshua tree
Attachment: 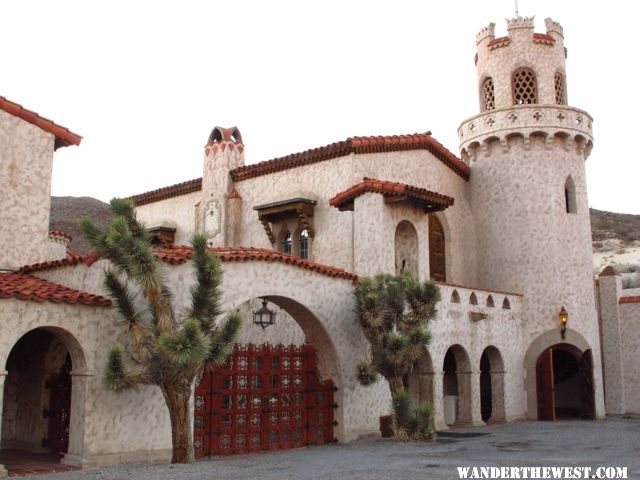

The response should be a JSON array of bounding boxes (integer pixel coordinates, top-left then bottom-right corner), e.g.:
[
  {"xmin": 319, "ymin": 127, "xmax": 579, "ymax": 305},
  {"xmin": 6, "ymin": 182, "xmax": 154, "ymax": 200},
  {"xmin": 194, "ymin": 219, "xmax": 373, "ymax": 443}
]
[
  {"xmin": 81, "ymin": 198, "xmax": 240, "ymax": 463},
  {"xmin": 354, "ymin": 272, "xmax": 440, "ymax": 439}
]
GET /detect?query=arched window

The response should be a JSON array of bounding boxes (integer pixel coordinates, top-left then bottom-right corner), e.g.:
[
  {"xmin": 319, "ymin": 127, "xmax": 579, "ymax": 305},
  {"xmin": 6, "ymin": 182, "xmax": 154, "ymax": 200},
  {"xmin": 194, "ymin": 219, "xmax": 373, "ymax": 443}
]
[
  {"xmin": 394, "ymin": 221, "xmax": 418, "ymax": 276},
  {"xmin": 512, "ymin": 68, "xmax": 538, "ymax": 105},
  {"xmin": 554, "ymin": 72, "xmax": 566, "ymax": 105},
  {"xmin": 486, "ymin": 295, "xmax": 495, "ymax": 308},
  {"xmin": 565, "ymin": 176, "xmax": 577, "ymax": 214},
  {"xmin": 502, "ymin": 297, "xmax": 511, "ymax": 310},
  {"xmin": 451, "ymin": 290, "xmax": 460, "ymax": 304},
  {"xmin": 299, "ymin": 229, "xmax": 309, "ymax": 260},
  {"xmin": 281, "ymin": 231, "xmax": 292, "ymax": 254},
  {"xmin": 429, "ymin": 215, "xmax": 446, "ymax": 282},
  {"xmin": 481, "ymin": 77, "xmax": 495, "ymax": 111},
  {"xmin": 470, "ymin": 292, "xmax": 478, "ymax": 306}
]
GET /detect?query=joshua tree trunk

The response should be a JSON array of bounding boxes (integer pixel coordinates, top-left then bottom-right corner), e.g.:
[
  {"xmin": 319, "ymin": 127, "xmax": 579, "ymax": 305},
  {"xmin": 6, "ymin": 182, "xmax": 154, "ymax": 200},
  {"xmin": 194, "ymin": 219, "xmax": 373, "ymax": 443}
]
[
  {"xmin": 389, "ymin": 377, "xmax": 404, "ymax": 394},
  {"xmin": 162, "ymin": 385, "xmax": 194, "ymax": 463}
]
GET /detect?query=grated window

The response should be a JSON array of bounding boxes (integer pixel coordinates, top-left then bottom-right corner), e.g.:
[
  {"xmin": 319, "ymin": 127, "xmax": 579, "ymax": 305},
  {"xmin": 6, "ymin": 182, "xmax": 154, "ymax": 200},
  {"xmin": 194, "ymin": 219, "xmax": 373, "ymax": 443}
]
[
  {"xmin": 482, "ymin": 77, "xmax": 495, "ymax": 111},
  {"xmin": 299, "ymin": 229, "xmax": 309, "ymax": 259},
  {"xmin": 512, "ymin": 68, "xmax": 538, "ymax": 105},
  {"xmin": 554, "ymin": 72, "xmax": 566, "ymax": 105},
  {"xmin": 281, "ymin": 231, "xmax": 292, "ymax": 254}
]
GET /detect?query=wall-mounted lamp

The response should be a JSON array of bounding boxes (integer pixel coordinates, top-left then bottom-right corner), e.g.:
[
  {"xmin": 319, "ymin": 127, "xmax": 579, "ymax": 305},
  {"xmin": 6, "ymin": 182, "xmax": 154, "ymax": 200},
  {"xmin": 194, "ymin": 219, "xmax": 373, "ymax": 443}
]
[
  {"xmin": 253, "ymin": 298, "xmax": 276, "ymax": 329},
  {"xmin": 559, "ymin": 306, "xmax": 569, "ymax": 340}
]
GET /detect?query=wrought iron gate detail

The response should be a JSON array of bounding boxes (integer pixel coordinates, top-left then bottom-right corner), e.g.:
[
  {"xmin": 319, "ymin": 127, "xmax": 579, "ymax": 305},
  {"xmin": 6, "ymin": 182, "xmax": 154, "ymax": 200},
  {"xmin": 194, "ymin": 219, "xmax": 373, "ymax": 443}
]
[{"xmin": 194, "ymin": 343, "xmax": 336, "ymax": 457}]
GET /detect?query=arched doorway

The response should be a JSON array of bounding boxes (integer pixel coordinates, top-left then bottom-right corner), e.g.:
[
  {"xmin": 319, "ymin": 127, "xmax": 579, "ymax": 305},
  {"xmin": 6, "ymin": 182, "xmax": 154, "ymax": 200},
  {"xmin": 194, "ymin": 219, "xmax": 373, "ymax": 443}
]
[
  {"xmin": 479, "ymin": 346, "xmax": 506, "ymax": 423},
  {"xmin": 536, "ymin": 344, "xmax": 595, "ymax": 420},
  {"xmin": 193, "ymin": 295, "xmax": 341, "ymax": 457},
  {"xmin": 442, "ymin": 345, "xmax": 471, "ymax": 426},
  {"xmin": 2, "ymin": 329, "xmax": 80, "ymax": 454},
  {"xmin": 429, "ymin": 215, "xmax": 446, "ymax": 282},
  {"xmin": 395, "ymin": 220, "xmax": 418, "ymax": 276}
]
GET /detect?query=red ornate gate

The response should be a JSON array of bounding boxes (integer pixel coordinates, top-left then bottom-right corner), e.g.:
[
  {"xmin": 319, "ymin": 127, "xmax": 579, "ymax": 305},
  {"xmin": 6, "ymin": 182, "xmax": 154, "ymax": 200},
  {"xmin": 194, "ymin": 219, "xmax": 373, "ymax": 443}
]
[{"xmin": 194, "ymin": 343, "xmax": 336, "ymax": 458}]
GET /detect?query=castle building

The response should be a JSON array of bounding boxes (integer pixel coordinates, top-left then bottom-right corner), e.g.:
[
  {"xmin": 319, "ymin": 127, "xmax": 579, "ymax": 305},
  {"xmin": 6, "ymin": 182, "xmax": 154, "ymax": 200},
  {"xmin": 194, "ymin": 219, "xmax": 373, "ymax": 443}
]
[{"xmin": 0, "ymin": 16, "xmax": 637, "ymax": 474}]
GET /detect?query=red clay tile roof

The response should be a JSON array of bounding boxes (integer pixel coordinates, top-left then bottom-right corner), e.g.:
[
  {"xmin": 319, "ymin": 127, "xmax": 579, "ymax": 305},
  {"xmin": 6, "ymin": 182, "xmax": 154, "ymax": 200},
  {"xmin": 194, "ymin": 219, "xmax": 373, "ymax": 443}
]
[
  {"xmin": 329, "ymin": 177, "xmax": 454, "ymax": 211},
  {"xmin": 599, "ymin": 266, "xmax": 618, "ymax": 276},
  {"xmin": 487, "ymin": 36, "xmax": 510, "ymax": 49},
  {"xmin": 0, "ymin": 272, "xmax": 111, "ymax": 307},
  {"xmin": 226, "ymin": 188, "xmax": 242, "ymax": 200},
  {"xmin": 48, "ymin": 230, "xmax": 73, "ymax": 241},
  {"xmin": 20, "ymin": 250, "xmax": 87, "ymax": 274},
  {"xmin": 231, "ymin": 132, "xmax": 469, "ymax": 182},
  {"xmin": 130, "ymin": 178, "xmax": 202, "ymax": 206},
  {"xmin": 0, "ymin": 96, "xmax": 82, "ymax": 149},
  {"xmin": 533, "ymin": 33, "xmax": 555, "ymax": 45},
  {"xmin": 129, "ymin": 132, "xmax": 469, "ymax": 207},
  {"xmin": 620, "ymin": 296, "xmax": 640, "ymax": 304},
  {"xmin": 155, "ymin": 245, "xmax": 358, "ymax": 283}
]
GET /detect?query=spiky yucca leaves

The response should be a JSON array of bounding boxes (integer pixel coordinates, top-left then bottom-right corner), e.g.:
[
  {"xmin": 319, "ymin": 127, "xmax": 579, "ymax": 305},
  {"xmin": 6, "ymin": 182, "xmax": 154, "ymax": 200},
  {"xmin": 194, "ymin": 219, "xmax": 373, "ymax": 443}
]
[
  {"xmin": 354, "ymin": 272, "xmax": 440, "ymax": 394},
  {"xmin": 355, "ymin": 272, "xmax": 439, "ymax": 440},
  {"xmin": 391, "ymin": 391, "xmax": 436, "ymax": 441},
  {"xmin": 81, "ymin": 198, "xmax": 241, "ymax": 463}
]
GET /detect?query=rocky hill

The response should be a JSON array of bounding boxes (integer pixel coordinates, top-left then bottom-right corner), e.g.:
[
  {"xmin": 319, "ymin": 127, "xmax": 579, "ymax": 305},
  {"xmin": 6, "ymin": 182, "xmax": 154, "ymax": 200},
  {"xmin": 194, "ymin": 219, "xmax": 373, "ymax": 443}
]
[{"xmin": 50, "ymin": 196, "xmax": 111, "ymax": 254}]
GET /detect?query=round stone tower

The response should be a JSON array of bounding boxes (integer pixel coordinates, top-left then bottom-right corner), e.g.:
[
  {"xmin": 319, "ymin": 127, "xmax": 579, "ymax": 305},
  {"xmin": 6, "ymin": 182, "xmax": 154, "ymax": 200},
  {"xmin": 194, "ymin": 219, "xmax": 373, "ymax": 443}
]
[
  {"xmin": 201, "ymin": 126, "xmax": 244, "ymax": 247},
  {"xmin": 458, "ymin": 17, "xmax": 604, "ymax": 418}
]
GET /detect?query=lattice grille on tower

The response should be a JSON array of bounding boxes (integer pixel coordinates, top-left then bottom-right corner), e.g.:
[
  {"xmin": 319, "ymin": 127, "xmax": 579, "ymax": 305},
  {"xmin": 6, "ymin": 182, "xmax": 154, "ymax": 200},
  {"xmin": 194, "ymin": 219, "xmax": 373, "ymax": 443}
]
[
  {"xmin": 554, "ymin": 72, "xmax": 566, "ymax": 105},
  {"xmin": 482, "ymin": 77, "xmax": 495, "ymax": 111},
  {"xmin": 512, "ymin": 68, "xmax": 537, "ymax": 105}
]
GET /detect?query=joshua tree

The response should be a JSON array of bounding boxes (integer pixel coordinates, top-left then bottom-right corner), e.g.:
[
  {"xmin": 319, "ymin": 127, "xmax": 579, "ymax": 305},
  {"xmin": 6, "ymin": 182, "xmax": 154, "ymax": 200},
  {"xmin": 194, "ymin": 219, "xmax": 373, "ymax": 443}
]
[
  {"xmin": 354, "ymin": 272, "xmax": 440, "ymax": 439},
  {"xmin": 81, "ymin": 198, "xmax": 240, "ymax": 463}
]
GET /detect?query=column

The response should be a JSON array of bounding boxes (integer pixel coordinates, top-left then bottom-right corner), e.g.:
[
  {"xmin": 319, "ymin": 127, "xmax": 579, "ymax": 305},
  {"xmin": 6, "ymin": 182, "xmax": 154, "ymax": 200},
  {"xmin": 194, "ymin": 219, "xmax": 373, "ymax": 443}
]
[
  {"xmin": 457, "ymin": 370, "xmax": 484, "ymax": 427},
  {"xmin": 487, "ymin": 369, "xmax": 506, "ymax": 424},
  {"xmin": 0, "ymin": 371, "xmax": 8, "ymax": 478},
  {"xmin": 432, "ymin": 372, "xmax": 446, "ymax": 431},
  {"xmin": 62, "ymin": 371, "xmax": 94, "ymax": 467}
]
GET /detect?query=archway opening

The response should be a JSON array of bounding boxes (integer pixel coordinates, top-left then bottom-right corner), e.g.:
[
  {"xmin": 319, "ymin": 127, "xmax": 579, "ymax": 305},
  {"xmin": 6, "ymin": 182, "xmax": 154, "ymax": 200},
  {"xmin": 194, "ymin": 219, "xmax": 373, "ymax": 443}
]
[
  {"xmin": 535, "ymin": 344, "xmax": 595, "ymax": 421},
  {"xmin": 480, "ymin": 352, "xmax": 491, "ymax": 422},
  {"xmin": 2, "ymin": 330, "xmax": 74, "ymax": 454},
  {"xmin": 442, "ymin": 345, "xmax": 471, "ymax": 426},
  {"xmin": 394, "ymin": 221, "xmax": 418, "ymax": 276},
  {"xmin": 194, "ymin": 295, "xmax": 341, "ymax": 457}
]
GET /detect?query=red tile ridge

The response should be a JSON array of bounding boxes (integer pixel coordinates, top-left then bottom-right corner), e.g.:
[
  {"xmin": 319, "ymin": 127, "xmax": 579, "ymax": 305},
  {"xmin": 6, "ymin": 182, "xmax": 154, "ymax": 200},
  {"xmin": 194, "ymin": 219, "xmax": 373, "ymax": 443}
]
[
  {"xmin": 435, "ymin": 280, "xmax": 524, "ymax": 297},
  {"xmin": 130, "ymin": 178, "xmax": 202, "ymax": 206},
  {"xmin": 226, "ymin": 188, "xmax": 242, "ymax": 200},
  {"xmin": 599, "ymin": 266, "xmax": 618, "ymax": 277},
  {"xmin": 19, "ymin": 251, "xmax": 88, "ymax": 274},
  {"xmin": 48, "ymin": 229, "xmax": 73, "ymax": 241},
  {"xmin": 487, "ymin": 36, "xmax": 510, "ymax": 49},
  {"xmin": 0, "ymin": 96, "xmax": 82, "ymax": 149},
  {"xmin": 329, "ymin": 177, "xmax": 454, "ymax": 210},
  {"xmin": 620, "ymin": 296, "xmax": 640, "ymax": 304},
  {"xmin": 0, "ymin": 272, "xmax": 111, "ymax": 307},
  {"xmin": 533, "ymin": 33, "xmax": 555, "ymax": 45}
]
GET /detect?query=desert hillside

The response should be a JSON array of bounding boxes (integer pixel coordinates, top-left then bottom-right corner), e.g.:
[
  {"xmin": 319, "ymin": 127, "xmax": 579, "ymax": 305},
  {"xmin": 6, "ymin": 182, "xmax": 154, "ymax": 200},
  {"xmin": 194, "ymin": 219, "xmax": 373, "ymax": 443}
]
[
  {"xmin": 591, "ymin": 209, "xmax": 640, "ymax": 289},
  {"xmin": 50, "ymin": 196, "xmax": 111, "ymax": 254}
]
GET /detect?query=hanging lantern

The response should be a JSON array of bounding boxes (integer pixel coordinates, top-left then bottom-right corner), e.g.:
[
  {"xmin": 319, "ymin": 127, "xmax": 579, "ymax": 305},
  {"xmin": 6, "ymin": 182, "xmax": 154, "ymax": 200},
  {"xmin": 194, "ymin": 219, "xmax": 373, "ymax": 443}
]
[{"xmin": 253, "ymin": 298, "xmax": 276, "ymax": 329}]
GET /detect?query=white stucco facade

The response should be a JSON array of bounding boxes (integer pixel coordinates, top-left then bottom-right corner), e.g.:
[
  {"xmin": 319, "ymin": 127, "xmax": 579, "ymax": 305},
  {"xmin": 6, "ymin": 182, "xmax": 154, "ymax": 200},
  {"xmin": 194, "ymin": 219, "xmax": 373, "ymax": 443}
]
[{"xmin": 1, "ymin": 15, "xmax": 637, "ymax": 477}]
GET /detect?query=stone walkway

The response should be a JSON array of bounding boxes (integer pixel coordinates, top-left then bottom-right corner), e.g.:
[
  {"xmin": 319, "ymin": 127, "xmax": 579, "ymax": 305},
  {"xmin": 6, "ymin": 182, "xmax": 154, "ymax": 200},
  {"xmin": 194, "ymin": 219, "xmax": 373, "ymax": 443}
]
[{"xmin": 10, "ymin": 417, "xmax": 640, "ymax": 480}]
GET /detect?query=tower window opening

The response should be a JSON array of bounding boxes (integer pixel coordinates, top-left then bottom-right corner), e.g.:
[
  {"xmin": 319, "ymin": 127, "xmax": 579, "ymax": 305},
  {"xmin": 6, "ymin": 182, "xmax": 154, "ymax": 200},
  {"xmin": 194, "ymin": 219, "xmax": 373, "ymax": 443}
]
[
  {"xmin": 554, "ymin": 72, "xmax": 566, "ymax": 105},
  {"xmin": 299, "ymin": 229, "xmax": 309, "ymax": 259},
  {"xmin": 512, "ymin": 68, "xmax": 538, "ymax": 105},
  {"xmin": 482, "ymin": 77, "xmax": 495, "ymax": 111},
  {"xmin": 564, "ymin": 176, "xmax": 577, "ymax": 214},
  {"xmin": 281, "ymin": 231, "xmax": 292, "ymax": 254}
]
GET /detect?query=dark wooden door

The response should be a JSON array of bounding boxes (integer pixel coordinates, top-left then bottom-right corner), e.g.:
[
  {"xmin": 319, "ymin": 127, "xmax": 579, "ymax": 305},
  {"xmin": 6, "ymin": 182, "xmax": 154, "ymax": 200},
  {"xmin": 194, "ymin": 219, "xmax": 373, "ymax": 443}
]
[
  {"xmin": 194, "ymin": 344, "xmax": 336, "ymax": 458},
  {"xmin": 47, "ymin": 355, "xmax": 72, "ymax": 453},
  {"xmin": 536, "ymin": 348, "xmax": 555, "ymax": 421},
  {"xmin": 580, "ymin": 350, "xmax": 595, "ymax": 419},
  {"xmin": 429, "ymin": 215, "xmax": 446, "ymax": 282}
]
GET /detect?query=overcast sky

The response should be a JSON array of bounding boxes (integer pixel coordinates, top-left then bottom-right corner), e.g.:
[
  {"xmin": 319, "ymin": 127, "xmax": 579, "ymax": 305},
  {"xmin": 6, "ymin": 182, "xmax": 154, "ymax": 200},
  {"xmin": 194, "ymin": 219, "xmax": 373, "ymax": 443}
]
[{"xmin": 3, "ymin": 0, "xmax": 638, "ymax": 214}]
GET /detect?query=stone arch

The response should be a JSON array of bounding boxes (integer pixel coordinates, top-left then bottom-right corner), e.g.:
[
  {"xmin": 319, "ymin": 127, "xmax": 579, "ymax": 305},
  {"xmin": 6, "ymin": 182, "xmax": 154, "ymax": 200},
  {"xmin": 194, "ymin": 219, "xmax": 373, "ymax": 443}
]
[
  {"xmin": 442, "ymin": 344, "xmax": 472, "ymax": 426},
  {"xmin": 394, "ymin": 220, "xmax": 418, "ymax": 276},
  {"xmin": 2, "ymin": 326, "xmax": 87, "ymax": 457},
  {"xmin": 479, "ymin": 346, "xmax": 506, "ymax": 424},
  {"xmin": 523, "ymin": 328, "xmax": 594, "ymax": 420}
]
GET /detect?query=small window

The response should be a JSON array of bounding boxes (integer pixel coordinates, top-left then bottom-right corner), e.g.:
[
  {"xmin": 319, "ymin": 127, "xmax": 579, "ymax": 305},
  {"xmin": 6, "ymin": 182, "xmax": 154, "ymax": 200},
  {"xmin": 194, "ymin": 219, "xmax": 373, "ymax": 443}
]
[
  {"xmin": 281, "ymin": 231, "xmax": 292, "ymax": 254},
  {"xmin": 502, "ymin": 297, "xmax": 511, "ymax": 310},
  {"xmin": 554, "ymin": 72, "xmax": 566, "ymax": 105},
  {"xmin": 470, "ymin": 292, "xmax": 478, "ymax": 306},
  {"xmin": 482, "ymin": 77, "xmax": 495, "ymax": 111},
  {"xmin": 565, "ymin": 176, "xmax": 577, "ymax": 214},
  {"xmin": 451, "ymin": 290, "xmax": 460, "ymax": 304},
  {"xmin": 486, "ymin": 295, "xmax": 495, "ymax": 308},
  {"xmin": 512, "ymin": 68, "xmax": 538, "ymax": 105},
  {"xmin": 299, "ymin": 229, "xmax": 309, "ymax": 260}
]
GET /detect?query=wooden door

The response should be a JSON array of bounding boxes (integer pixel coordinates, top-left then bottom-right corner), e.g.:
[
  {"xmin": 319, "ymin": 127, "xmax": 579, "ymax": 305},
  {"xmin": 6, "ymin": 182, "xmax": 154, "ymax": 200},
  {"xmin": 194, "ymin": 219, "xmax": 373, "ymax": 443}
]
[
  {"xmin": 536, "ymin": 347, "xmax": 555, "ymax": 421},
  {"xmin": 47, "ymin": 355, "xmax": 72, "ymax": 453},
  {"xmin": 429, "ymin": 215, "xmax": 446, "ymax": 282}
]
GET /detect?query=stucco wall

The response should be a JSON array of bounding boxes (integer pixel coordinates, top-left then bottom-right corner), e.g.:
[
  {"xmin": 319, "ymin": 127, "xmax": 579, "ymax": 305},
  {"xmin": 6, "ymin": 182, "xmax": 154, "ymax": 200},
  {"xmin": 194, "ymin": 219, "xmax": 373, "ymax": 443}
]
[
  {"xmin": 0, "ymin": 110, "xmax": 55, "ymax": 269},
  {"xmin": 135, "ymin": 191, "xmax": 200, "ymax": 246},
  {"xmin": 619, "ymin": 302, "xmax": 640, "ymax": 413}
]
